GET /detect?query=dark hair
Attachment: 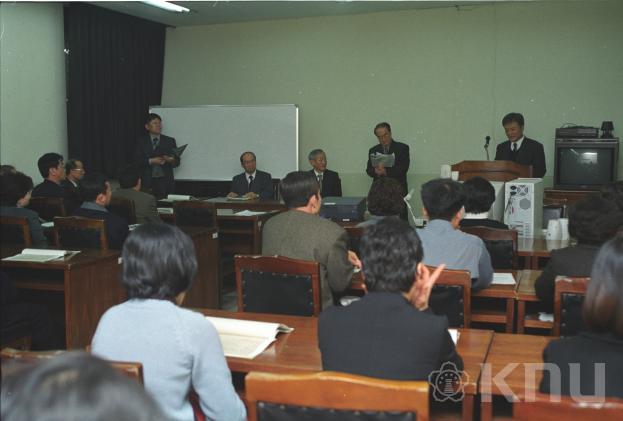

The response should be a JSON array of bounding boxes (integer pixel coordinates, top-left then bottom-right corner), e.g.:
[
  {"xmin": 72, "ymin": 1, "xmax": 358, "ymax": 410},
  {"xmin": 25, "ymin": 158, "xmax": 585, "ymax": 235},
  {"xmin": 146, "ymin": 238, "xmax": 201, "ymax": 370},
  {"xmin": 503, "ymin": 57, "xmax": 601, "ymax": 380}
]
[
  {"xmin": 0, "ymin": 352, "xmax": 166, "ymax": 421},
  {"xmin": 0, "ymin": 172, "xmax": 33, "ymax": 206},
  {"xmin": 65, "ymin": 159, "xmax": 81, "ymax": 176},
  {"xmin": 568, "ymin": 197, "xmax": 623, "ymax": 246},
  {"xmin": 118, "ymin": 165, "xmax": 140, "ymax": 189},
  {"xmin": 367, "ymin": 178, "xmax": 405, "ymax": 217},
  {"xmin": 145, "ymin": 113, "xmax": 161, "ymax": 124},
  {"xmin": 37, "ymin": 153, "xmax": 63, "ymax": 179},
  {"xmin": 239, "ymin": 151, "xmax": 256, "ymax": 163},
  {"xmin": 373, "ymin": 122, "xmax": 391, "ymax": 133},
  {"xmin": 502, "ymin": 112, "xmax": 524, "ymax": 127},
  {"xmin": 583, "ymin": 233, "xmax": 623, "ymax": 336},
  {"xmin": 122, "ymin": 223, "xmax": 197, "ymax": 300},
  {"xmin": 307, "ymin": 149, "xmax": 325, "ymax": 161},
  {"xmin": 420, "ymin": 178, "xmax": 465, "ymax": 221},
  {"xmin": 463, "ymin": 176, "xmax": 496, "ymax": 213},
  {"xmin": 0, "ymin": 164, "xmax": 16, "ymax": 175},
  {"xmin": 601, "ymin": 181, "xmax": 623, "ymax": 212},
  {"xmin": 280, "ymin": 171, "xmax": 320, "ymax": 208},
  {"xmin": 80, "ymin": 173, "xmax": 109, "ymax": 203},
  {"xmin": 360, "ymin": 217, "xmax": 423, "ymax": 293}
]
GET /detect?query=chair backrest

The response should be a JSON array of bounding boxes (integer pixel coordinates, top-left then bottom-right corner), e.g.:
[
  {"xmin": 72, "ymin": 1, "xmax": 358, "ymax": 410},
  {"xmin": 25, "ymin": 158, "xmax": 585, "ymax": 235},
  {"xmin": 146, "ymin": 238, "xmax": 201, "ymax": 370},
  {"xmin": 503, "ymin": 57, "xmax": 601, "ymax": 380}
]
[
  {"xmin": 235, "ymin": 255, "xmax": 321, "ymax": 316},
  {"xmin": 27, "ymin": 197, "xmax": 66, "ymax": 221},
  {"xmin": 53, "ymin": 216, "xmax": 108, "ymax": 250},
  {"xmin": 107, "ymin": 196, "xmax": 136, "ymax": 225},
  {"xmin": 553, "ymin": 276, "xmax": 590, "ymax": 337},
  {"xmin": 0, "ymin": 215, "xmax": 32, "ymax": 247},
  {"xmin": 428, "ymin": 267, "xmax": 472, "ymax": 328},
  {"xmin": 245, "ymin": 371, "xmax": 429, "ymax": 421},
  {"xmin": 106, "ymin": 360, "xmax": 144, "ymax": 385},
  {"xmin": 514, "ymin": 392, "xmax": 623, "ymax": 421},
  {"xmin": 461, "ymin": 226, "xmax": 518, "ymax": 269},
  {"xmin": 173, "ymin": 200, "xmax": 217, "ymax": 229}
]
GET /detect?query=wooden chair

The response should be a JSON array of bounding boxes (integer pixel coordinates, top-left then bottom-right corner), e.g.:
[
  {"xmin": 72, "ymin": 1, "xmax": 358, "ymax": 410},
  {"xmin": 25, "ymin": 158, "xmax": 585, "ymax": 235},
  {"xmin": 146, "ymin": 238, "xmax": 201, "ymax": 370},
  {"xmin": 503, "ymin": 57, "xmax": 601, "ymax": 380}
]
[
  {"xmin": 27, "ymin": 197, "xmax": 66, "ymax": 221},
  {"xmin": 0, "ymin": 215, "xmax": 32, "ymax": 247},
  {"xmin": 428, "ymin": 267, "xmax": 472, "ymax": 328},
  {"xmin": 553, "ymin": 276, "xmax": 590, "ymax": 337},
  {"xmin": 53, "ymin": 216, "xmax": 109, "ymax": 250},
  {"xmin": 461, "ymin": 226, "xmax": 518, "ymax": 269},
  {"xmin": 173, "ymin": 200, "xmax": 217, "ymax": 229},
  {"xmin": 107, "ymin": 196, "xmax": 136, "ymax": 225},
  {"xmin": 245, "ymin": 371, "xmax": 429, "ymax": 421},
  {"xmin": 514, "ymin": 392, "xmax": 623, "ymax": 421},
  {"xmin": 235, "ymin": 255, "xmax": 321, "ymax": 316}
]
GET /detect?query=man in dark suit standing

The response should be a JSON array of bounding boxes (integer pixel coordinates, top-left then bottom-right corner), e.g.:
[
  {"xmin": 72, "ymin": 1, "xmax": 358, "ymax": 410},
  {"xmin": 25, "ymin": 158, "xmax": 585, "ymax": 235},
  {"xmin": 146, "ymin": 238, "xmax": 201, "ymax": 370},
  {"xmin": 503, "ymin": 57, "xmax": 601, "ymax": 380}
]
[
  {"xmin": 227, "ymin": 151, "xmax": 273, "ymax": 200},
  {"xmin": 307, "ymin": 149, "xmax": 342, "ymax": 197},
  {"xmin": 366, "ymin": 122, "xmax": 410, "ymax": 194},
  {"xmin": 495, "ymin": 112, "xmax": 546, "ymax": 178},
  {"xmin": 134, "ymin": 113, "xmax": 180, "ymax": 200}
]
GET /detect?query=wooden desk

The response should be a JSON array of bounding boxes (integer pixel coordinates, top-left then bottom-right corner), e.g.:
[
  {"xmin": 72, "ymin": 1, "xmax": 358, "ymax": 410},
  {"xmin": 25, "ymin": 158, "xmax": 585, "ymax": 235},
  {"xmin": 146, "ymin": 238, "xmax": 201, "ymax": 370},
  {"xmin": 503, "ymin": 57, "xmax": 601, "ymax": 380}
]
[
  {"xmin": 180, "ymin": 227, "xmax": 221, "ymax": 309},
  {"xmin": 516, "ymin": 270, "xmax": 553, "ymax": 333},
  {"xmin": 217, "ymin": 211, "xmax": 279, "ymax": 255},
  {"xmin": 1, "ymin": 247, "xmax": 124, "ymax": 349},
  {"xmin": 205, "ymin": 197, "xmax": 287, "ymax": 213},
  {"xmin": 518, "ymin": 237, "xmax": 571, "ymax": 269},
  {"xmin": 471, "ymin": 271, "xmax": 520, "ymax": 333},
  {"xmin": 198, "ymin": 309, "xmax": 493, "ymax": 421},
  {"xmin": 480, "ymin": 333, "xmax": 553, "ymax": 421}
]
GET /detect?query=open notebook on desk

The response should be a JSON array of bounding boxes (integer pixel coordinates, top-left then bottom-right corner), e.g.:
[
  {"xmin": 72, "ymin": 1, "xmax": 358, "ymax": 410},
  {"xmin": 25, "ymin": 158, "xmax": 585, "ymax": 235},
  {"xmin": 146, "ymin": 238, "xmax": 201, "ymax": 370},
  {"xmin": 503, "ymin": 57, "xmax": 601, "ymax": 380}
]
[{"xmin": 2, "ymin": 249, "xmax": 81, "ymax": 262}]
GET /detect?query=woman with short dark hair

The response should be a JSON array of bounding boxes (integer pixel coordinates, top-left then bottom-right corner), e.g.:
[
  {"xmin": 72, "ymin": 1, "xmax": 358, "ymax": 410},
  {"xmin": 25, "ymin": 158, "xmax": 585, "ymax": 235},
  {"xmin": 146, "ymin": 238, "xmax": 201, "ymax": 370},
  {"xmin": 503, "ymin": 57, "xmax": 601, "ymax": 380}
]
[
  {"xmin": 540, "ymin": 233, "xmax": 623, "ymax": 398},
  {"xmin": 0, "ymin": 171, "xmax": 47, "ymax": 247},
  {"xmin": 92, "ymin": 224, "xmax": 245, "ymax": 421}
]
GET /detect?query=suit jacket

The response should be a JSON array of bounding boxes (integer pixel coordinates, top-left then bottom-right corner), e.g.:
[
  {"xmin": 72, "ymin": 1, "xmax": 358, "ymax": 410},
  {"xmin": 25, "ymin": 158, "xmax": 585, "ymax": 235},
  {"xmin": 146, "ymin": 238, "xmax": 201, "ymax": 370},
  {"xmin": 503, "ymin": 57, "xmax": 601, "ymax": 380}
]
[
  {"xmin": 72, "ymin": 205, "xmax": 129, "ymax": 250},
  {"xmin": 319, "ymin": 292, "xmax": 463, "ymax": 380},
  {"xmin": 366, "ymin": 140, "xmax": 410, "ymax": 193},
  {"xmin": 134, "ymin": 133, "xmax": 179, "ymax": 192},
  {"xmin": 261, "ymin": 210, "xmax": 353, "ymax": 308},
  {"xmin": 540, "ymin": 332, "xmax": 623, "ymax": 398},
  {"xmin": 0, "ymin": 206, "xmax": 48, "ymax": 248},
  {"xmin": 494, "ymin": 137, "xmax": 546, "ymax": 178},
  {"xmin": 32, "ymin": 179, "xmax": 79, "ymax": 216},
  {"xmin": 534, "ymin": 244, "xmax": 599, "ymax": 311},
  {"xmin": 112, "ymin": 188, "xmax": 161, "ymax": 225},
  {"xmin": 230, "ymin": 170, "xmax": 273, "ymax": 200},
  {"xmin": 308, "ymin": 169, "xmax": 342, "ymax": 197},
  {"xmin": 460, "ymin": 218, "xmax": 509, "ymax": 230},
  {"xmin": 60, "ymin": 179, "xmax": 82, "ymax": 213}
]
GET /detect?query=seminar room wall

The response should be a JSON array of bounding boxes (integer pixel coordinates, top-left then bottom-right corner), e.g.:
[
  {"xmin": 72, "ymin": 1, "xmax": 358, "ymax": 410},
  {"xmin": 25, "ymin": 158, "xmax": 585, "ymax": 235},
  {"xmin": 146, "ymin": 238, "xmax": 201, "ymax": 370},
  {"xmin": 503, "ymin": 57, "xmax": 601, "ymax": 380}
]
[
  {"xmin": 162, "ymin": 0, "xmax": 623, "ymax": 211},
  {"xmin": 0, "ymin": 3, "xmax": 67, "ymax": 180}
]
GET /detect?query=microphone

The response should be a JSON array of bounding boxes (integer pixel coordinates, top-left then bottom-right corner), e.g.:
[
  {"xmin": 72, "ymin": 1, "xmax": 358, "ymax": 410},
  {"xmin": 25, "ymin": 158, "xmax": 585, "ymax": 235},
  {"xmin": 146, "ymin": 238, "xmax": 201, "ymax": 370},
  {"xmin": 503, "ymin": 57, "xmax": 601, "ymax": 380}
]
[
  {"xmin": 403, "ymin": 189, "xmax": 417, "ymax": 224},
  {"xmin": 484, "ymin": 135, "xmax": 491, "ymax": 161}
]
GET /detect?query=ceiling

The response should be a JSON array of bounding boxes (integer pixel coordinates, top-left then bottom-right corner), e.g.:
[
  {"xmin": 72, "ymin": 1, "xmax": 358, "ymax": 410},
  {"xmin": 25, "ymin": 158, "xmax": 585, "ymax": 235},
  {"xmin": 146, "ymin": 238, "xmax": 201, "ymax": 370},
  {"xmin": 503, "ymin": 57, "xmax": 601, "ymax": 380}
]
[{"xmin": 93, "ymin": 1, "xmax": 506, "ymax": 27}]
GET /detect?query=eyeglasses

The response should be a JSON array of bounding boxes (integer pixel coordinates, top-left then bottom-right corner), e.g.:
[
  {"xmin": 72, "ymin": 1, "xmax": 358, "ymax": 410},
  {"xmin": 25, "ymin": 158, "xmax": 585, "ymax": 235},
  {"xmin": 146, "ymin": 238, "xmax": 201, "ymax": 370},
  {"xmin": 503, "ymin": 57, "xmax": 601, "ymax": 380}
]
[{"xmin": 72, "ymin": 168, "xmax": 85, "ymax": 173}]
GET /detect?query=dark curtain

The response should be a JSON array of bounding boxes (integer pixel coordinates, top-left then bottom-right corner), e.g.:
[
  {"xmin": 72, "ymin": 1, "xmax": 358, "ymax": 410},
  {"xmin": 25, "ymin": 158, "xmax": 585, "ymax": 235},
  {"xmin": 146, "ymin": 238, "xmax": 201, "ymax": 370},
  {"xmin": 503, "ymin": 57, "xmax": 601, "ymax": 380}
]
[{"xmin": 64, "ymin": 3, "xmax": 166, "ymax": 177}]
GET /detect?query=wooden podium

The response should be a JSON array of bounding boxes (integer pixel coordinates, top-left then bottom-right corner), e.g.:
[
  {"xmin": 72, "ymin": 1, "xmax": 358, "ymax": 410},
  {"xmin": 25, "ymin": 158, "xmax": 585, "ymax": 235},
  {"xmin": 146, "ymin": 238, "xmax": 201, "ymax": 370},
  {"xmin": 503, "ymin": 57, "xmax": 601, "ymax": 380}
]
[{"xmin": 451, "ymin": 160, "xmax": 532, "ymax": 182}]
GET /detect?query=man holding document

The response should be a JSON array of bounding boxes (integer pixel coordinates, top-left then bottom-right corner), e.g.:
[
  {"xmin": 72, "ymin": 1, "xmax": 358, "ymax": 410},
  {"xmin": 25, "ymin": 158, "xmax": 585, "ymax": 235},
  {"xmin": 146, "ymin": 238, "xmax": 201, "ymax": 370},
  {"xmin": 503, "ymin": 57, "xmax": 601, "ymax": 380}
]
[{"xmin": 366, "ymin": 122, "xmax": 410, "ymax": 194}]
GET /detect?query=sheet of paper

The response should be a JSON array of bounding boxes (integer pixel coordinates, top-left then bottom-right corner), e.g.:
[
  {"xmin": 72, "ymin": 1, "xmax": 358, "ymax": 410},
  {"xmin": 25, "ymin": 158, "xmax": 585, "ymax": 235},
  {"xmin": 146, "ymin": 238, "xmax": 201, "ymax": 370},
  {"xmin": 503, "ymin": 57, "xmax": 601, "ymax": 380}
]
[
  {"xmin": 2, "ymin": 254, "xmax": 60, "ymax": 262},
  {"xmin": 227, "ymin": 196, "xmax": 251, "ymax": 201},
  {"xmin": 492, "ymin": 272, "xmax": 516, "ymax": 285},
  {"xmin": 41, "ymin": 221, "xmax": 54, "ymax": 228},
  {"xmin": 166, "ymin": 194, "xmax": 192, "ymax": 201},
  {"xmin": 538, "ymin": 312, "xmax": 554, "ymax": 322},
  {"xmin": 448, "ymin": 329, "xmax": 460, "ymax": 345},
  {"xmin": 219, "ymin": 333, "xmax": 277, "ymax": 359},
  {"xmin": 157, "ymin": 207, "xmax": 174, "ymax": 214},
  {"xmin": 235, "ymin": 210, "xmax": 266, "ymax": 216}
]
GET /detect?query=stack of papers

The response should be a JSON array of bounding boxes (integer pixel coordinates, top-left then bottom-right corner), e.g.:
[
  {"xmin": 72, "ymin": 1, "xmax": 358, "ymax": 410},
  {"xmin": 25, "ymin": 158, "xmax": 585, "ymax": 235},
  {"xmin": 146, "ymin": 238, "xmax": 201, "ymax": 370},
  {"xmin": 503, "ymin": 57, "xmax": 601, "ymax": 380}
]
[
  {"xmin": 492, "ymin": 273, "xmax": 516, "ymax": 285},
  {"xmin": 2, "ymin": 249, "xmax": 80, "ymax": 262},
  {"xmin": 205, "ymin": 316, "xmax": 293, "ymax": 359}
]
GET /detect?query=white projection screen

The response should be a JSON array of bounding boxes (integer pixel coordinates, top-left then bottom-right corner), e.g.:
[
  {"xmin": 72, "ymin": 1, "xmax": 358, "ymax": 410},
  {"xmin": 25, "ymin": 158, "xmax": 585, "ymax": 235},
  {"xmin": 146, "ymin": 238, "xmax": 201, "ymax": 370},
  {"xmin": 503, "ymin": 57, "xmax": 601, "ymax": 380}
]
[{"xmin": 150, "ymin": 104, "xmax": 299, "ymax": 180}]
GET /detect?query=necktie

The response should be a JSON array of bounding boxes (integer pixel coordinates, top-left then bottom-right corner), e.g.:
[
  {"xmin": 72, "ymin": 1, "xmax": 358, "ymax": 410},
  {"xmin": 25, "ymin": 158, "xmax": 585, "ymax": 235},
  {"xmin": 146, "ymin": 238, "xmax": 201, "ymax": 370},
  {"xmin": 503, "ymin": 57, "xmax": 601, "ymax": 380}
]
[
  {"xmin": 248, "ymin": 175, "xmax": 254, "ymax": 184},
  {"xmin": 152, "ymin": 138, "xmax": 158, "ymax": 150},
  {"xmin": 383, "ymin": 145, "xmax": 389, "ymax": 154},
  {"xmin": 317, "ymin": 174, "xmax": 323, "ymax": 192},
  {"xmin": 512, "ymin": 143, "xmax": 518, "ymax": 153}
]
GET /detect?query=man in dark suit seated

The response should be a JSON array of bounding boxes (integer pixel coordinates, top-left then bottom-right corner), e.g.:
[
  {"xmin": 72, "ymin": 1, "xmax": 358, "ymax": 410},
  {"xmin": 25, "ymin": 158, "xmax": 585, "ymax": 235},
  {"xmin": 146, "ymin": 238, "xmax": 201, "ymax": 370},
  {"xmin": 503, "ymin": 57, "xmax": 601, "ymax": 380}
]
[
  {"xmin": 460, "ymin": 176, "xmax": 508, "ymax": 229},
  {"xmin": 307, "ymin": 149, "xmax": 341, "ymax": 197},
  {"xmin": 32, "ymin": 152, "xmax": 77, "ymax": 213},
  {"xmin": 61, "ymin": 159, "xmax": 85, "ymax": 213},
  {"xmin": 494, "ymin": 112, "xmax": 546, "ymax": 178},
  {"xmin": 72, "ymin": 173, "xmax": 129, "ymax": 249},
  {"xmin": 227, "ymin": 151, "xmax": 273, "ymax": 200},
  {"xmin": 319, "ymin": 217, "xmax": 463, "ymax": 380}
]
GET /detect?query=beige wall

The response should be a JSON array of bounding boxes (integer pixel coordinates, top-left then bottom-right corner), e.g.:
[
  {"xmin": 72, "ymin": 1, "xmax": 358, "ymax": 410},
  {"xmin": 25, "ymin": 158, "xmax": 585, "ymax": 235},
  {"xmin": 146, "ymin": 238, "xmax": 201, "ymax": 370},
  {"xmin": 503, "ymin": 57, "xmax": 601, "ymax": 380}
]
[{"xmin": 162, "ymin": 0, "xmax": 623, "ymax": 210}]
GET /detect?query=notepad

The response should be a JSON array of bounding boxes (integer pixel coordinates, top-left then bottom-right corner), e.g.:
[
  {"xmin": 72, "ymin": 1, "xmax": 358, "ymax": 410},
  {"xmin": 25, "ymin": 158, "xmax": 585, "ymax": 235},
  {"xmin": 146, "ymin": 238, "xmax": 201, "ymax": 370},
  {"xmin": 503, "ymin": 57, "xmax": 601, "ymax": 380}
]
[
  {"xmin": 2, "ymin": 249, "xmax": 80, "ymax": 262},
  {"xmin": 492, "ymin": 273, "xmax": 516, "ymax": 285}
]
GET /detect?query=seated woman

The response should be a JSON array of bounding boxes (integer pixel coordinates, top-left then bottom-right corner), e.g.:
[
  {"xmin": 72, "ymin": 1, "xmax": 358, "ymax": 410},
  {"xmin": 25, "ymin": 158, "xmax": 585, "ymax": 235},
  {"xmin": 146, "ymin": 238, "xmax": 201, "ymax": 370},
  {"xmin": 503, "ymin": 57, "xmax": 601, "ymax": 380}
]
[
  {"xmin": 0, "ymin": 171, "xmax": 48, "ymax": 247},
  {"xmin": 535, "ymin": 197, "xmax": 623, "ymax": 311},
  {"xmin": 459, "ymin": 176, "xmax": 508, "ymax": 229},
  {"xmin": 357, "ymin": 177, "xmax": 405, "ymax": 227},
  {"xmin": 92, "ymin": 224, "xmax": 246, "ymax": 421},
  {"xmin": 540, "ymin": 233, "xmax": 623, "ymax": 398}
]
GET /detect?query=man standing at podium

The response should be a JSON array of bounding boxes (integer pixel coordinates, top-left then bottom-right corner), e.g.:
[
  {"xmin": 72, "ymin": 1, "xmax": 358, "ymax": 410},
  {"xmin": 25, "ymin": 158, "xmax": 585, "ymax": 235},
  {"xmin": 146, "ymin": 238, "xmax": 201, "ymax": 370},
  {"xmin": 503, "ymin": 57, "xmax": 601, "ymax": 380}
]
[
  {"xmin": 495, "ymin": 112, "xmax": 546, "ymax": 178},
  {"xmin": 366, "ymin": 122, "xmax": 410, "ymax": 194}
]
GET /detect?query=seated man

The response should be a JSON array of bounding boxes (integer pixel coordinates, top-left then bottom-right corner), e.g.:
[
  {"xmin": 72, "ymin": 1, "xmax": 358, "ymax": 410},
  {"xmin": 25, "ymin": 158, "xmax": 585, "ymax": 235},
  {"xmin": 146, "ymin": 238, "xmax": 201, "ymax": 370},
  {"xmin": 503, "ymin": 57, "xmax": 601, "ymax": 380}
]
[
  {"xmin": 319, "ymin": 217, "xmax": 462, "ymax": 380},
  {"xmin": 459, "ymin": 176, "xmax": 508, "ymax": 229},
  {"xmin": 112, "ymin": 165, "xmax": 161, "ymax": 225},
  {"xmin": 308, "ymin": 149, "xmax": 342, "ymax": 197},
  {"xmin": 61, "ymin": 159, "xmax": 85, "ymax": 211},
  {"xmin": 227, "ymin": 152, "xmax": 273, "ymax": 200},
  {"xmin": 261, "ymin": 171, "xmax": 358, "ymax": 309},
  {"xmin": 417, "ymin": 178, "xmax": 493, "ymax": 290},
  {"xmin": 72, "ymin": 173, "xmax": 129, "ymax": 249},
  {"xmin": 32, "ymin": 152, "xmax": 78, "ymax": 214},
  {"xmin": 358, "ymin": 177, "xmax": 405, "ymax": 228}
]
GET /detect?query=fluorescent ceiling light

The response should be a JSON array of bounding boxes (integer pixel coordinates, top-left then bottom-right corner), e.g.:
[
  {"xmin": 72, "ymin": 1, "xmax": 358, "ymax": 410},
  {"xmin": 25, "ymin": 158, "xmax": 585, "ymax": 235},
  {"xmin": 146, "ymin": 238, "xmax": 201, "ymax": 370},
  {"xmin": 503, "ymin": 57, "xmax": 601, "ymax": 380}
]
[{"xmin": 142, "ymin": 1, "xmax": 190, "ymax": 13}]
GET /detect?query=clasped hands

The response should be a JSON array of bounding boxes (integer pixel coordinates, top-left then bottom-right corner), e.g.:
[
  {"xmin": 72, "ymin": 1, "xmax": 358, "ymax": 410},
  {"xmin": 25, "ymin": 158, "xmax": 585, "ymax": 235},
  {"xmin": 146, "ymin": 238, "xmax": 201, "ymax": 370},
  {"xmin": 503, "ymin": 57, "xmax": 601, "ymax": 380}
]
[
  {"xmin": 227, "ymin": 192, "xmax": 259, "ymax": 200},
  {"xmin": 149, "ymin": 155, "xmax": 175, "ymax": 166}
]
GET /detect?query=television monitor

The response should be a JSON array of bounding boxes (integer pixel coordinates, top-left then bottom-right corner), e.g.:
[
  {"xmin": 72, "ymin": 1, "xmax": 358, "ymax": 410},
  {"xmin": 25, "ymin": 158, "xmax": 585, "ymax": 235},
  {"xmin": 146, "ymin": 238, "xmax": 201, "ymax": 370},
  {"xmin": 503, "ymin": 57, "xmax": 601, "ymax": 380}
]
[{"xmin": 554, "ymin": 138, "xmax": 619, "ymax": 190}]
